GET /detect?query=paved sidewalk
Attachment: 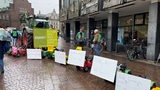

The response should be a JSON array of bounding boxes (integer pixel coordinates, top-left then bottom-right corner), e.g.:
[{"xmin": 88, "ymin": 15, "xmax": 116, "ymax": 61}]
[{"xmin": 0, "ymin": 37, "xmax": 159, "ymax": 90}]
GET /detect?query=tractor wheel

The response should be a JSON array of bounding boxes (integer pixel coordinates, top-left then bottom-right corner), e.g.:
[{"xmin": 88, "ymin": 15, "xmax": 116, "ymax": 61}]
[
  {"xmin": 27, "ymin": 33, "xmax": 33, "ymax": 48},
  {"xmin": 23, "ymin": 32, "xmax": 33, "ymax": 48}
]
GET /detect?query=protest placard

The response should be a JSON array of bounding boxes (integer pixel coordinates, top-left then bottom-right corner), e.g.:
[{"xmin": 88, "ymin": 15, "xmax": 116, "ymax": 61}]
[
  {"xmin": 55, "ymin": 51, "xmax": 66, "ymax": 65},
  {"xmin": 90, "ymin": 56, "xmax": 118, "ymax": 83},
  {"xmin": 27, "ymin": 49, "xmax": 42, "ymax": 59},
  {"xmin": 68, "ymin": 49, "xmax": 86, "ymax": 67},
  {"xmin": 116, "ymin": 72, "xmax": 151, "ymax": 90}
]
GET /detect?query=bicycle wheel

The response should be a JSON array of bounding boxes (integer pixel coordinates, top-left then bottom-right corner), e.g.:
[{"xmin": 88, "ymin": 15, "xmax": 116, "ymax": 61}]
[
  {"xmin": 127, "ymin": 50, "xmax": 134, "ymax": 60},
  {"xmin": 99, "ymin": 44, "xmax": 104, "ymax": 54}
]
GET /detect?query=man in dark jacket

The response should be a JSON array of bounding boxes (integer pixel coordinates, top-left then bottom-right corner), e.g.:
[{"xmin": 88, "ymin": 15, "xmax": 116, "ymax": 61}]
[{"xmin": 0, "ymin": 41, "xmax": 10, "ymax": 74}]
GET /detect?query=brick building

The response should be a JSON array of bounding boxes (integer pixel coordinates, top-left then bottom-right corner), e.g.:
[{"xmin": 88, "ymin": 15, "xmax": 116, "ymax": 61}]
[{"xmin": 0, "ymin": 0, "xmax": 34, "ymax": 28}]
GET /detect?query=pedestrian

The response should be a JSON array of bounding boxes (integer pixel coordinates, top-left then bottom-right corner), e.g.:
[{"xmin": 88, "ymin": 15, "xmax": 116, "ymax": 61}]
[
  {"xmin": 93, "ymin": 29, "xmax": 101, "ymax": 56},
  {"xmin": 11, "ymin": 28, "xmax": 18, "ymax": 46},
  {"xmin": 0, "ymin": 28, "xmax": 11, "ymax": 74},
  {"xmin": 76, "ymin": 28, "xmax": 85, "ymax": 47}
]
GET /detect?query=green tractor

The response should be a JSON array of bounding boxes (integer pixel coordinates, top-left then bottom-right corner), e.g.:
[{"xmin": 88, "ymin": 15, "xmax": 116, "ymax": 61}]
[{"xmin": 20, "ymin": 13, "xmax": 51, "ymax": 48}]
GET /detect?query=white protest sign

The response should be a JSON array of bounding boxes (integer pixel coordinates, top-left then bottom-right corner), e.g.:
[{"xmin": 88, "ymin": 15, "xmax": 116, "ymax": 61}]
[
  {"xmin": 27, "ymin": 49, "xmax": 42, "ymax": 59},
  {"xmin": 90, "ymin": 56, "xmax": 118, "ymax": 83},
  {"xmin": 68, "ymin": 49, "xmax": 86, "ymax": 67},
  {"xmin": 116, "ymin": 72, "xmax": 151, "ymax": 90},
  {"xmin": 55, "ymin": 51, "xmax": 66, "ymax": 65}
]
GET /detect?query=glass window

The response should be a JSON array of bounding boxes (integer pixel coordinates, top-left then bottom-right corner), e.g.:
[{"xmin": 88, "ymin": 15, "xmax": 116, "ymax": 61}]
[
  {"xmin": 134, "ymin": 14, "xmax": 145, "ymax": 25},
  {"xmin": 120, "ymin": 27, "xmax": 132, "ymax": 44},
  {"xmin": 6, "ymin": 14, "xmax": 9, "ymax": 20},
  {"xmin": 119, "ymin": 16, "xmax": 133, "ymax": 26},
  {"xmin": 145, "ymin": 13, "xmax": 148, "ymax": 25},
  {"xmin": 134, "ymin": 25, "xmax": 148, "ymax": 45},
  {"xmin": 3, "ymin": 14, "xmax": 5, "ymax": 20}
]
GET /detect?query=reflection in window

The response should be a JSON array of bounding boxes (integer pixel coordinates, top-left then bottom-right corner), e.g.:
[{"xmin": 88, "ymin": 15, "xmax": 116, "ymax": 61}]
[
  {"xmin": 119, "ymin": 16, "xmax": 133, "ymax": 26},
  {"xmin": 135, "ymin": 14, "xmax": 144, "ymax": 25}
]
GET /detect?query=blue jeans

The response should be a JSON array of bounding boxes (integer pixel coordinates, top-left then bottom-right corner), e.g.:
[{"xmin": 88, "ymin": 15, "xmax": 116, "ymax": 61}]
[
  {"xmin": 12, "ymin": 38, "xmax": 17, "ymax": 46},
  {"xmin": 94, "ymin": 44, "xmax": 100, "ymax": 56},
  {"xmin": 0, "ymin": 59, "xmax": 4, "ymax": 72}
]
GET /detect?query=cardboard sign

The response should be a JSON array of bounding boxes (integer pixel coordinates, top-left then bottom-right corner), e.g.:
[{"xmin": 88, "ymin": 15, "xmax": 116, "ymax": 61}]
[
  {"xmin": 27, "ymin": 49, "xmax": 42, "ymax": 59},
  {"xmin": 68, "ymin": 49, "xmax": 86, "ymax": 67},
  {"xmin": 55, "ymin": 51, "xmax": 66, "ymax": 65},
  {"xmin": 90, "ymin": 56, "xmax": 118, "ymax": 83},
  {"xmin": 116, "ymin": 72, "xmax": 151, "ymax": 90}
]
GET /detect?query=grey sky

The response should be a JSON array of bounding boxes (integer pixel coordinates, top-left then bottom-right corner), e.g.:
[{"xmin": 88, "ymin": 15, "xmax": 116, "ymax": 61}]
[{"xmin": 28, "ymin": 0, "xmax": 59, "ymax": 15}]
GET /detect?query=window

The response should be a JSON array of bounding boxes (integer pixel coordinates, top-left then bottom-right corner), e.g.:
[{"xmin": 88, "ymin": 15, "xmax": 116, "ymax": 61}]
[
  {"xmin": 134, "ymin": 14, "xmax": 145, "ymax": 25},
  {"xmin": 6, "ymin": 14, "xmax": 9, "ymax": 20},
  {"xmin": 3, "ymin": 14, "xmax": 5, "ymax": 20},
  {"xmin": 119, "ymin": 16, "xmax": 133, "ymax": 26}
]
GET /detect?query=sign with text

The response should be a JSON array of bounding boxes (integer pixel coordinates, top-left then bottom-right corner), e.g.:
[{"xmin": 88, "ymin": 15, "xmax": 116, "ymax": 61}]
[
  {"xmin": 90, "ymin": 56, "xmax": 118, "ymax": 83},
  {"xmin": 34, "ymin": 28, "xmax": 58, "ymax": 48},
  {"xmin": 55, "ymin": 51, "xmax": 66, "ymax": 65},
  {"xmin": 116, "ymin": 72, "xmax": 151, "ymax": 90},
  {"xmin": 27, "ymin": 49, "xmax": 42, "ymax": 59},
  {"xmin": 68, "ymin": 49, "xmax": 86, "ymax": 67}
]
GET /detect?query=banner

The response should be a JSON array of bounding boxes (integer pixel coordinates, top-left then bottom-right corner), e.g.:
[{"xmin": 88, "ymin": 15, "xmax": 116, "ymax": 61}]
[
  {"xmin": 116, "ymin": 72, "xmax": 151, "ymax": 90},
  {"xmin": 34, "ymin": 28, "xmax": 58, "ymax": 48},
  {"xmin": 27, "ymin": 49, "xmax": 42, "ymax": 59},
  {"xmin": 55, "ymin": 51, "xmax": 66, "ymax": 65},
  {"xmin": 68, "ymin": 49, "xmax": 86, "ymax": 67},
  {"xmin": 90, "ymin": 56, "xmax": 118, "ymax": 83}
]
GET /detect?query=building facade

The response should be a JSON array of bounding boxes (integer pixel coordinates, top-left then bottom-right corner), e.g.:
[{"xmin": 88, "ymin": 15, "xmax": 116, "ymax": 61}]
[
  {"xmin": 49, "ymin": 9, "xmax": 59, "ymax": 29},
  {"xmin": 0, "ymin": 0, "xmax": 34, "ymax": 28},
  {"xmin": 59, "ymin": 0, "xmax": 160, "ymax": 61}
]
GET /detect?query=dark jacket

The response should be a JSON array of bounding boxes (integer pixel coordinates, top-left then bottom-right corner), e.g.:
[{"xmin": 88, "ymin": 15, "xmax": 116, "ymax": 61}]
[{"xmin": 0, "ymin": 41, "xmax": 11, "ymax": 59}]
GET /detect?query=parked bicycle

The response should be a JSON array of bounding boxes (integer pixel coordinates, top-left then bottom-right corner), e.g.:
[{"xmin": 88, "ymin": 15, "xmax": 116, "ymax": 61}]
[{"xmin": 126, "ymin": 39, "xmax": 146, "ymax": 60}]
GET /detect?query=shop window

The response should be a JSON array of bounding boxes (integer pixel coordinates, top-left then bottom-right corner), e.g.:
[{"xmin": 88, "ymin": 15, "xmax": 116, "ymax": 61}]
[
  {"xmin": 134, "ymin": 14, "xmax": 145, "ymax": 25},
  {"xmin": 118, "ymin": 26, "xmax": 132, "ymax": 45},
  {"xmin": 145, "ymin": 13, "xmax": 149, "ymax": 25},
  {"xmin": 134, "ymin": 26, "xmax": 148, "ymax": 46},
  {"xmin": 119, "ymin": 16, "xmax": 133, "ymax": 26}
]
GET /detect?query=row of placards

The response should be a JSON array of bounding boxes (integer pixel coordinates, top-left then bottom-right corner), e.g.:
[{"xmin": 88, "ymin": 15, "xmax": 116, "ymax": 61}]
[{"xmin": 26, "ymin": 49, "xmax": 151, "ymax": 90}]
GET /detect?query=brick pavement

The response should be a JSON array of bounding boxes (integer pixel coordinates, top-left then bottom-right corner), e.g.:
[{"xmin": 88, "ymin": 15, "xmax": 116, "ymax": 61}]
[{"xmin": 0, "ymin": 37, "xmax": 159, "ymax": 90}]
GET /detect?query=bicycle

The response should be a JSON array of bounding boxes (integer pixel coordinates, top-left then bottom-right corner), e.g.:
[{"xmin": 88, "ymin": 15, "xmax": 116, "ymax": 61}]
[
  {"xmin": 87, "ymin": 39, "xmax": 106, "ymax": 55},
  {"xmin": 126, "ymin": 45, "xmax": 146, "ymax": 60}
]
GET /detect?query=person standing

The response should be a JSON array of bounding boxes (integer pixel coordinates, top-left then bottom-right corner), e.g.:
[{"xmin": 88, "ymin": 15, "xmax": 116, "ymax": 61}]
[
  {"xmin": 11, "ymin": 29, "xmax": 18, "ymax": 46},
  {"xmin": 93, "ymin": 29, "xmax": 101, "ymax": 56},
  {"xmin": 0, "ymin": 28, "xmax": 11, "ymax": 74},
  {"xmin": 76, "ymin": 28, "xmax": 85, "ymax": 47}
]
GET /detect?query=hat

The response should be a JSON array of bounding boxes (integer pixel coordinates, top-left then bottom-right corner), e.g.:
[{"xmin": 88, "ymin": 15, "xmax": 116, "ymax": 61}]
[{"xmin": 94, "ymin": 29, "xmax": 99, "ymax": 33}]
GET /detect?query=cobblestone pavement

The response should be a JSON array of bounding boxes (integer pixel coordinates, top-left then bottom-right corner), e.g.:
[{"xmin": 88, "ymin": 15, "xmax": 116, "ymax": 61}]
[{"xmin": 0, "ymin": 37, "xmax": 160, "ymax": 90}]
